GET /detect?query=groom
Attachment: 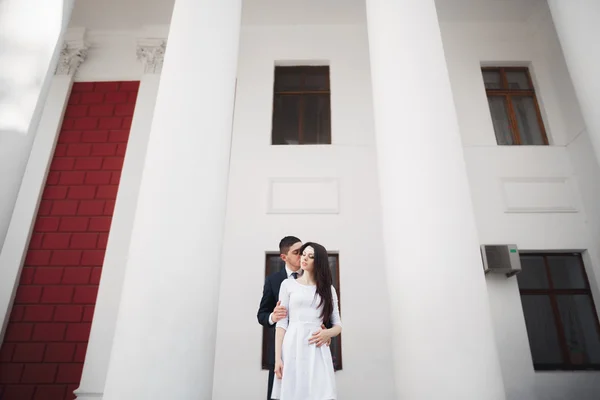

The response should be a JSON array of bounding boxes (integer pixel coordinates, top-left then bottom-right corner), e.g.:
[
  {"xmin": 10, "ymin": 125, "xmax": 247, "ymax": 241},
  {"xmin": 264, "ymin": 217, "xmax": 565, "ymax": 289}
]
[{"xmin": 257, "ymin": 236, "xmax": 303, "ymax": 400}]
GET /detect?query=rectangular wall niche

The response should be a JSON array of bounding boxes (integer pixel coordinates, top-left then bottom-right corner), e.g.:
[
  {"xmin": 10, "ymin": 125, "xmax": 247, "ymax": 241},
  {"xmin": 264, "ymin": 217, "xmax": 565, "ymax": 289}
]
[
  {"xmin": 267, "ymin": 178, "xmax": 339, "ymax": 214},
  {"xmin": 501, "ymin": 177, "xmax": 578, "ymax": 213}
]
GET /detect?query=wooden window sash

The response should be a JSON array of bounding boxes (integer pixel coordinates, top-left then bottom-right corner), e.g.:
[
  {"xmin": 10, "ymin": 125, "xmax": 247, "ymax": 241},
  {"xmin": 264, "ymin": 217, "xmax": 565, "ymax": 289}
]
[
  {"xmin": 483, "ymin": 67, "xmax": 549, "ymax": 145},
  {"xmin": 272, "ymin": 66, "xmax": 331, "ymax": 145}
]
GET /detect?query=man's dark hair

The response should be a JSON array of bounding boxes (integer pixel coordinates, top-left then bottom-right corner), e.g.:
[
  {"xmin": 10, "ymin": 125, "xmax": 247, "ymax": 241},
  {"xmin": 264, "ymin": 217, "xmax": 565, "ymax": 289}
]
[{"xmin": 279, "ymin": 236, "xmax": 301, "ymax": 255}]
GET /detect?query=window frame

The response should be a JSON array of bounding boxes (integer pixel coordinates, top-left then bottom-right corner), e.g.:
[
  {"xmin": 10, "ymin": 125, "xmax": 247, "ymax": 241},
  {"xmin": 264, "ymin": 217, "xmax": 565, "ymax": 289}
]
[
  {"xmin": 271, "ymin": 66, "xmax": 332, "ymax": 145},
  {"xmin": 261, "ymin": 252, "xmax": 342, "ymax": 371},
  {"xmin": 518, "ymin": 252, "xmax": 600, "ymax": 371},
  {"xmin": 482, "ymin": 67, "xmax": 549, "ymax": 145}
]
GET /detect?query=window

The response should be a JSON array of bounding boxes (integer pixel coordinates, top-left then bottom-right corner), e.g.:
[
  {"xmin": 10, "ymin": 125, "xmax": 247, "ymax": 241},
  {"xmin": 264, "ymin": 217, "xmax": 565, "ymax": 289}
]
[
  {"xmin": 482, "ymin": 67, "xmax": 548, "ymax": 145},
  {"xmin": 271, "ymin": 66, "xmax": 331, "ymax": 145},
  {"xmin": 517, "ymin": 253, "xmax": 600, "ymax": 370},
  {"xmin": 262, "ymin": 253, "xmax": 342, "ymax": 370}
]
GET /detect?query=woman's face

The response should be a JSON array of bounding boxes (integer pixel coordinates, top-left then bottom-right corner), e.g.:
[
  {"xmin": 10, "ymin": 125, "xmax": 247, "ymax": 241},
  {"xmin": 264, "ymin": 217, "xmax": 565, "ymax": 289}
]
[{"xmin": 301, "ymin": 246, "xmax": 315, "ymax": 272}]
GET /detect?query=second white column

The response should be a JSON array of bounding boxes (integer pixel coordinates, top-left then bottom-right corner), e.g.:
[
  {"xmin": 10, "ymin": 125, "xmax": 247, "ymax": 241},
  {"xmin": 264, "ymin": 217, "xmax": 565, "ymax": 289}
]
[
  {"xmin": 547, "ymin": 1, "xmax": 600, "ymax": 163},
  {"xmin": 366, "ymin": 0, "xmax": 506, "ymax": 399},
  {"xmin": 102, "ymin": 0, "xmax": 241, "ymax": 398}
]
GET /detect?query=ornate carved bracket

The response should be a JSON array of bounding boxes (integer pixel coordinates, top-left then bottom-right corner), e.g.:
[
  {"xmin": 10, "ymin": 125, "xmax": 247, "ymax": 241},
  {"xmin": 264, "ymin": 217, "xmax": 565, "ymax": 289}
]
[
  {"xmin": 55, "ymin": 41, "xmax": 88, "ymax": 76},
  {"xmin": 136, "ymin": 39, "xmax": 166, "ymax": 74}
]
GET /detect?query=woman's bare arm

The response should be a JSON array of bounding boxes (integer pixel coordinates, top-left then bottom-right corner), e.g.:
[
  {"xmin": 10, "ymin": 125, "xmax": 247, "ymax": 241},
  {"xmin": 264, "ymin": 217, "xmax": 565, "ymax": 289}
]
[
  {"xmin": 275, "ymin": 326, "xmax": 286, "ymax": 361},
  {"xmin": 274, "ymin": 281, "xmax": 290, "ymax": 379}
]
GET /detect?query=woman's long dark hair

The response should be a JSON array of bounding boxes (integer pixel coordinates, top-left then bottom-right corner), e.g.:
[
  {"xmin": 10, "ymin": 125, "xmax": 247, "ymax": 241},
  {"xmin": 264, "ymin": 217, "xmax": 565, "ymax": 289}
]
[{"xmin": 300, "ymin": 242, "xmax": 333, "ymax": 322}]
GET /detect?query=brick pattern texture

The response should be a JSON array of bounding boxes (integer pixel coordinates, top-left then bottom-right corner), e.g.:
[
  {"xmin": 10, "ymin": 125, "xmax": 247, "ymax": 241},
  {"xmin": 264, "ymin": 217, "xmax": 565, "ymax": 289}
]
[{"xmin": 0, "ymin": 81, "xmax": 139, "ymax": 400}]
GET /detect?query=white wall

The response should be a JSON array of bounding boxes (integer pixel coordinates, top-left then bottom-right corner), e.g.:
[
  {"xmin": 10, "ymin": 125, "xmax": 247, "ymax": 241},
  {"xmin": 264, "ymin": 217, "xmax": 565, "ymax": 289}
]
[
  {"xmin": 212, "ymin": 24, "xmax": 396, "ymax": 399},
  {"xmin": 440, "ymin": 3, "xmax": 600, "ymax": 399}
]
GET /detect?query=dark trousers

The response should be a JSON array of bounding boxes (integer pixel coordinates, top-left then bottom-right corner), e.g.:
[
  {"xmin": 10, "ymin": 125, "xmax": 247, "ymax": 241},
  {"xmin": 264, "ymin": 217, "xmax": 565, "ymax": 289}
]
[{"xmin": 267, "ymin": 367, "xmax": 275, "ymax": 400}]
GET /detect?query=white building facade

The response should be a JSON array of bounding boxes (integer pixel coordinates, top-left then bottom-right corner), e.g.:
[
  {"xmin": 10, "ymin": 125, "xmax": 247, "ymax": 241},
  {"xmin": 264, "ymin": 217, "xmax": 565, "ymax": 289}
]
[{"xmin": 1, "ymin": 0, "xmax": 600, "ymax": 399}]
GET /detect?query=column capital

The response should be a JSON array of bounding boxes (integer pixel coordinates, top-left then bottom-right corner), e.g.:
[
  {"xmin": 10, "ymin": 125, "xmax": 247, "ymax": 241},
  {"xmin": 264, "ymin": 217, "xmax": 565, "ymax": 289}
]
[
  {"xmin": 55, "ymin": 40, "xmax": 88, "ymax": 76},
  {"xmin": 136, "ymin": 39, "xmax": 166, "ymax": 74}
]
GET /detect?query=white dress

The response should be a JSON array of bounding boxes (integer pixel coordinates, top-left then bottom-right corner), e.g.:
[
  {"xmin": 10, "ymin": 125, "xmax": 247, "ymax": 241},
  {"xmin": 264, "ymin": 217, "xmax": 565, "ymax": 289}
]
[{"xmin": 271, "ymin": 278, "xmax": 342, "ymax": 400}]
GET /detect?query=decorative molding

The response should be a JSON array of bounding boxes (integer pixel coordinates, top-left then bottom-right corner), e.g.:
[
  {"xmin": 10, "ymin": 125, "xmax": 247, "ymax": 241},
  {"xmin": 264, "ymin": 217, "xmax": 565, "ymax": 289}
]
[
  {"xmin": 136, "ymin": 39, "xmax": 166, "ymax": 74},
  {"xmin": 73, "ymin": 390, "xmax": 103, "ymax": 400},
  {"xmin": 500, "ymin": 177, "xmax": 578, "ymax": 214},
  {"xmin": 267, "ymin": 177, "xmax": 340, "ymax": 214},
  {"xmin": 55, "ymin": 40, "xmax": 88, "ymax": 76}
]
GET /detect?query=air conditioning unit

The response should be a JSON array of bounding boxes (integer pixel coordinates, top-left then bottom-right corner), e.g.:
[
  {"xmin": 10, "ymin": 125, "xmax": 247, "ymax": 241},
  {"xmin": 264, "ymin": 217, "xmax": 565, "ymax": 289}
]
[{"xmin": 480, "ymin": 244, "xmax": 522, "ymax": 277}]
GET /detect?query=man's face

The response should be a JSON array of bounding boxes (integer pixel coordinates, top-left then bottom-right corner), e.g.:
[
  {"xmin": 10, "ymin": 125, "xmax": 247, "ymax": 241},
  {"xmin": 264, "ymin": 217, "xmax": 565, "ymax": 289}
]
[{"xmin": 282, "ymin": 241, "xmax": 302, "ymax": 270}]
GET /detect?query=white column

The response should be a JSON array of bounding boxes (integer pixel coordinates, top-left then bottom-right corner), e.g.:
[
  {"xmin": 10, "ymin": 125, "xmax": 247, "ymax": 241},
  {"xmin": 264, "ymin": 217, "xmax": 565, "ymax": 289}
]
[
  {"xmin": 102, "ymin": 0, "xmax": 241, "ymax": 398},
  {"xmin": 547, "ymin": 1, "xmax": 600, "ymax": 162},
  {"xmin": 0, "ymin": 0, "xmax": 71, "ymax": 135},
  {"xmin": 0, "ymin": 0, "xmax": 74, "ymax": 263},
  {"xmin": 0, "ymin": 37, "xmax": 87, "ymax": 342},
  {"xmin": 73, "ymin": 39, "xmax": 165, "ymax": 400},
  {"xmin": 366, "ymin": 1, "xmax": 506, "ymax": 399}
]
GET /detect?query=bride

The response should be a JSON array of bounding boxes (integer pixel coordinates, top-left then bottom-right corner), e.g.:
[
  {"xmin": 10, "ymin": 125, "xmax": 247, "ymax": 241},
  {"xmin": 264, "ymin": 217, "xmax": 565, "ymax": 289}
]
[{"xmin": 271, "ymin": 242, "xmax": 342, "ymax": 400}]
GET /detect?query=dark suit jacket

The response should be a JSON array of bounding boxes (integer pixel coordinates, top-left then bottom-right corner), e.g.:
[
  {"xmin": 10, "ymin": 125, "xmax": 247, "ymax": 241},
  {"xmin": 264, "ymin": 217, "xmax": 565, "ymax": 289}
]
[
  {"xmin": 257, "ymin": 268, "xmax": 332, "ymax": 367},
  {"xmin": 257, "ymin": 268, "xmax": 288, "ymax": 367}
]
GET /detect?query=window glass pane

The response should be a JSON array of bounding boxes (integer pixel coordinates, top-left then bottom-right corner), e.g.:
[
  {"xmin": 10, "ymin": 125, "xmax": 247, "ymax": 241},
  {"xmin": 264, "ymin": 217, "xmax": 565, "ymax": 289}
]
[
  {"xmin": 511, "ymin": 96, "xmax": 545, "ymax": 145},
  {"xmin": 272, "ymin": 95, "xmax": 300, "ymax": 145},
  {"xmin": 506, "ymin": 70, "xmax": 531, "ymax": 90},
  {"xmin": 548, "ymin": 255, "xmax": 586, "ymax": 289},
  {"xmin": 267, "ymin": 255, "xmax": 285, "ymax": 276},
  {"xmin": 302, "ymin": 94, "xmax": 331, "ymax": 144},
  {"xmin": 521, "ymin": 295, "xmax": 563, "ymax": 365},
  {"xmin": 487, "ymin": 96, "xmax": 513, "ymax": 145},
  {"xmin": 518, "ymin": 255, "xmax": 549, "ymax": 289},
  {"xmin": 556, "ymin": 295, "xmax": 600, "ymax": 364},
  {"xmin": 483, "ymin": 70, "xmax": 502, "ymax": 89},
  {"xmin": 328, "ymin": 256, "xmax": 338, "ymax": 289},
  {"xmin": 274, "ymin": 67, "xmax": 303, "ymax": 92},
  {"xmin": 327, "ymin": 255, "xmax": 340, "ymax": 369},
  {"xmin": 330, "ymin": 335, "xmax": 341, "ymax": 370},
  {"xmin": 267, "ymin": 254, "xmax": 338, "ymax": 279},
  {"xmin": 303, "ymin": 67, "xmax": 330, "ymax": 91}
]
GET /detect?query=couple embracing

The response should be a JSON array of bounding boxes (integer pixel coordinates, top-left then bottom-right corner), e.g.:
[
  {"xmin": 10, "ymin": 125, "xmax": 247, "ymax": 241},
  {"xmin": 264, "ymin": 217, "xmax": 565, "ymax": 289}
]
[{"xmin": 257, "ymin": 236, "xmax": 343, "ymax": 400}]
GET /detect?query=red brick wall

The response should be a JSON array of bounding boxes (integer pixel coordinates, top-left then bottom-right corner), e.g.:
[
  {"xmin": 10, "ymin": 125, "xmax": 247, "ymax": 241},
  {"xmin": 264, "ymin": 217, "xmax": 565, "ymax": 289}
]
[{"xmin": 0, "ymin": 81, "xmax": 139, "ymax": 400}]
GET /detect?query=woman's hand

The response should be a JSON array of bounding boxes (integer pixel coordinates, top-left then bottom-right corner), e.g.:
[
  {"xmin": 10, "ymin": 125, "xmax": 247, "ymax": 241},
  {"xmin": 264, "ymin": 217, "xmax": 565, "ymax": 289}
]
[
  {"xmin": 275, "ymin": 358, "xmax": 284, "ymax": 379},
  {"xmin": 308, "ymin": 328, "xmax": 332, "ymax": 347}
]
